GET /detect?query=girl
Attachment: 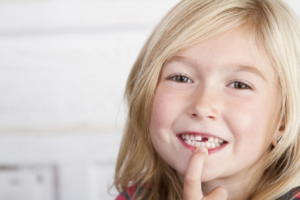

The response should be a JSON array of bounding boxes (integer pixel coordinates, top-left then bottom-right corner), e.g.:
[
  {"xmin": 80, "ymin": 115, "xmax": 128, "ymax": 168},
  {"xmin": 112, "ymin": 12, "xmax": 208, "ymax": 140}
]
[{"xmin": 113, "ymin": 0, "xmax": 300, "ymax": 199}]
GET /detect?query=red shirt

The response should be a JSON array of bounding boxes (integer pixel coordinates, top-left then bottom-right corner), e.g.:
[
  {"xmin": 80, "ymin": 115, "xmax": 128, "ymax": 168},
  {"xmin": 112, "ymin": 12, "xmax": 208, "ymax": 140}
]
[{"xmin": 115, "ymin": 185, "xmax": 300, "ymax": 200}]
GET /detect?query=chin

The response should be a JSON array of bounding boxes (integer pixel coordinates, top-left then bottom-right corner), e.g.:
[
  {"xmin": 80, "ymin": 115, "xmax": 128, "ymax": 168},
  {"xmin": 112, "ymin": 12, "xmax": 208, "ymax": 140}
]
[
  {"xmin": 201, "ymin": 176, "xmax": 217, "ymax": 183},
  {"xmin": 200, "ymin": 170, "xmax": 223, "ymax": 182}
]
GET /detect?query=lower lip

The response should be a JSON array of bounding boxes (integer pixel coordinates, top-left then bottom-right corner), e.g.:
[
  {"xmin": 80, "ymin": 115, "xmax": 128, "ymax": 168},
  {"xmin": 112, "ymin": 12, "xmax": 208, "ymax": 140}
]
[{"xmin": 178, "ymin": 136, "xmax": 227, "ymax": 154}]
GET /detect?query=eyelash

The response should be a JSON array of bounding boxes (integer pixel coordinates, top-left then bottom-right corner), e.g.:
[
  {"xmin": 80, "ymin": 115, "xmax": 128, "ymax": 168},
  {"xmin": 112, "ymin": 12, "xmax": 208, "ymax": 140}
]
[
  {"xmin": 166, "ymin": 74, "xmax": 193, "ymax": 83},
  {"xmin": 166, "ymin": 74, "xmax": 252, "ymax": 90},
  {"xmin": 228, "ymin": 81, "xmax": 252, "ymax": 90}
]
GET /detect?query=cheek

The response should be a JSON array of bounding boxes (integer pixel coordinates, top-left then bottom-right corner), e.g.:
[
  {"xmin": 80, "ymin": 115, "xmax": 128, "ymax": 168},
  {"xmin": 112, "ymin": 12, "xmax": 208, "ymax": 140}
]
[
  {"xmin": 150, "ymin": 93, "xmax": 168, "ymax": 136},
  {"xmin": 150, "ymin": 86, "xmax": 184, "ymax": 135},
  {"xmin": 150, "ymin": 87, "xmax": 173, "ymax": 143},
  {"xmin": 226, "ymin": 96, "xmax": 278, "ymax": 147}
]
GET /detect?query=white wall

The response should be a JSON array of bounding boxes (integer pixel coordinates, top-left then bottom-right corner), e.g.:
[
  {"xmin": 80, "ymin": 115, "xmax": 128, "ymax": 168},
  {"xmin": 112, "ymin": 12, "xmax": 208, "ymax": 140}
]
[
  {"xmin": 0, "ymin": 1, "xmax": 180, "ymax": 200},
  {"xmin": 0, "ymin": 0, "xmax": 299, "ymax": 200},
  {"xmin": 0, "ymin": 0, "xmax": 182, "ymax": 132}
]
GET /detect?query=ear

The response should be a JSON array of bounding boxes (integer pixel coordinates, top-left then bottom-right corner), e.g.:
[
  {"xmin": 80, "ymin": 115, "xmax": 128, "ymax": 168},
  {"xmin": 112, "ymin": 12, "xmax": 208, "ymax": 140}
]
[{"xmin": 272, "ymin": 123, "xmax": 285, "ymax": 147}]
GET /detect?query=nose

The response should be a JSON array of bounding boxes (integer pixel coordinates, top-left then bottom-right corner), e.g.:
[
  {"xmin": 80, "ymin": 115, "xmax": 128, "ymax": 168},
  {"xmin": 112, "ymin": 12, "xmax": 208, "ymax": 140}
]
[{"xmin": 188, "ymin": 86, "xmax": 220, "ymax": 121}]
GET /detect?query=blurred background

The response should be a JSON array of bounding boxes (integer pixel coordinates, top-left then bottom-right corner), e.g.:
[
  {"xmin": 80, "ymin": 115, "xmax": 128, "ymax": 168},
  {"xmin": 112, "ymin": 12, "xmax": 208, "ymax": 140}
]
[{"xmin": 0, "ymin": 0, "xmax": 298, "ymax": 200}]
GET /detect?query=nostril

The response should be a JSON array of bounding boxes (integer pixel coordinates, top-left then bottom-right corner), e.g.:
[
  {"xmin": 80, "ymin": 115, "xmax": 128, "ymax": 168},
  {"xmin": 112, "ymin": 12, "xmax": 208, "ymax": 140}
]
[{"xmin": 190, "ymin": 111, "xmax": 216, "ymax": 120}]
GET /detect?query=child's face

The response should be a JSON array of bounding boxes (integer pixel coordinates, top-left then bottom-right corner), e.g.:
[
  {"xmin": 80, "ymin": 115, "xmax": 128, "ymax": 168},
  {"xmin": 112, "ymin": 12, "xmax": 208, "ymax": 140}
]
[{"xmin": 150, "ymin": 27, "xmax": 281, "ymax": 183}]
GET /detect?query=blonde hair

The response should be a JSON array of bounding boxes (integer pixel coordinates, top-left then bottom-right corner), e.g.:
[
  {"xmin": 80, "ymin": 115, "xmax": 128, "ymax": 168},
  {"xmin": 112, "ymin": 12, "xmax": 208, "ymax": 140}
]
[{"xmin": 114, "ymin": 0, "xmax": 300, "ymax": 199}]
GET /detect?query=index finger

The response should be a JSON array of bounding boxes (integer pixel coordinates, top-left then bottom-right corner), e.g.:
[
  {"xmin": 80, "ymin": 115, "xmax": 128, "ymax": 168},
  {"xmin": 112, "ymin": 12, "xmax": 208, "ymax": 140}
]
[{"xmin": 183, "ymin": 147, "xmax": 208, "ymax": 200}]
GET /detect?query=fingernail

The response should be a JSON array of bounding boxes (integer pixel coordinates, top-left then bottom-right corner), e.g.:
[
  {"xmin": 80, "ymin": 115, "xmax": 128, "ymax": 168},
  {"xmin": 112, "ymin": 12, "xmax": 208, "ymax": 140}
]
[{"xmin": 195, "ymin": 147, "xmax": 208, "ymax": 155}]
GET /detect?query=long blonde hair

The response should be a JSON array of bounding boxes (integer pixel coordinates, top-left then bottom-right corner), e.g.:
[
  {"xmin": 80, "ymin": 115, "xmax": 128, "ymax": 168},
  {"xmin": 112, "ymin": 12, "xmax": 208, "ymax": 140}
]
[{"xmin": 114, "ymin": 0, "xmax": 300, "ymax": 199}]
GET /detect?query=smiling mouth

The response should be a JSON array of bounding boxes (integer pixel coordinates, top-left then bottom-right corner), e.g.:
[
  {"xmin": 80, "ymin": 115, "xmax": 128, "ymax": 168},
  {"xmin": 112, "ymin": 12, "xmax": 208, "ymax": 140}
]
[{"xmin": 180, "ymin": 133, "xmax": 227, "ymax": 149}]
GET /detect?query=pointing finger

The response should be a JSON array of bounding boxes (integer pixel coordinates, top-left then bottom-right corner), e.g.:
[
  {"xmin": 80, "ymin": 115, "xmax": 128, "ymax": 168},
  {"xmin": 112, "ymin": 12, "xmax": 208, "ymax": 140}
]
[{"xmin": 183, "ymin": 147, "xmax": 208, "ymax": 200}]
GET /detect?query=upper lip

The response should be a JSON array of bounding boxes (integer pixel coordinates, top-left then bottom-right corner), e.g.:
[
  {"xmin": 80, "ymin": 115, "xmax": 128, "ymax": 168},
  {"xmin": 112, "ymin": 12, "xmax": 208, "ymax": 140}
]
[{"xmin": 177, "ymin": 131, "xmax": 227, "ymax": 141}]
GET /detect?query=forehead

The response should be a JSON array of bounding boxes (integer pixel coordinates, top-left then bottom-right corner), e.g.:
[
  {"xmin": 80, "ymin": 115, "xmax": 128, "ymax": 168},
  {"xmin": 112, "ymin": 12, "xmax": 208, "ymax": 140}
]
[{"xmin": 166, "ymin": 27, "xmax": 278, "ymax": 84}]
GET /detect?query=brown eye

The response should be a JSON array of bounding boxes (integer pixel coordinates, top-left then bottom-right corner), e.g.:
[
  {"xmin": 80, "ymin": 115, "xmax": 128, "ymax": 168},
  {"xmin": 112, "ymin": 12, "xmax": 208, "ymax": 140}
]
[
  {"xmin": 167, "ymin": 74, "xmax": 192, "ymax": 83},
  {"xmin": 229, "ymin": 81, "xmax": 252, "ymax": 90}
]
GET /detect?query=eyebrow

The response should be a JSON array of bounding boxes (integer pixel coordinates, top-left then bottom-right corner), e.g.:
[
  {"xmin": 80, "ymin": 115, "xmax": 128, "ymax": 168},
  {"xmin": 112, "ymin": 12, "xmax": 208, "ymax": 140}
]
[
  {"xmin": 165, "ymin": 55, "xmax": 266, "ymax": 81},
  {"xmin": 227, "ymin": 63, "xmax": 266, "ymax": 81}
]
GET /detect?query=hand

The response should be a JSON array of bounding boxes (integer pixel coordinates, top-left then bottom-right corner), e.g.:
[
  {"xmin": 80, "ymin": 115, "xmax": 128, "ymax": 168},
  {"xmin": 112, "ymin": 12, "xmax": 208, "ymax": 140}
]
[{"xmin": 183, "ymin": 147, "xmax": 228, "ymax": 200}]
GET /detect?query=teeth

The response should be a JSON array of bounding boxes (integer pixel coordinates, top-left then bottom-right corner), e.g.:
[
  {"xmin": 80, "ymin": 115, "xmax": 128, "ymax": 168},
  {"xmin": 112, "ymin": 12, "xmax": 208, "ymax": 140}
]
[
  {"xmin": 211, "ymin": 143, "xmax": 216, "ymax": 148},
  {"xmin": 206, "ymin": 142, "xmax": 210, "ymax": 148},
  {"xmin": 191, "ymin": 140, "xmax": 195, "ymax": 146},
  {"xmin": 195, "ymin": 136, "xmax": 202, "ymax": 141},
  {"xmin": 181, "ymin": 134, "xmax": 225, "ymax": 149}
]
